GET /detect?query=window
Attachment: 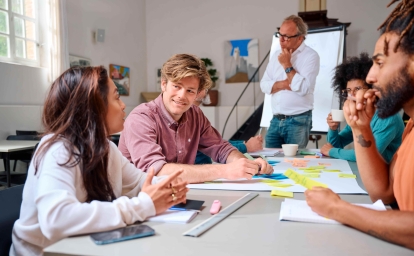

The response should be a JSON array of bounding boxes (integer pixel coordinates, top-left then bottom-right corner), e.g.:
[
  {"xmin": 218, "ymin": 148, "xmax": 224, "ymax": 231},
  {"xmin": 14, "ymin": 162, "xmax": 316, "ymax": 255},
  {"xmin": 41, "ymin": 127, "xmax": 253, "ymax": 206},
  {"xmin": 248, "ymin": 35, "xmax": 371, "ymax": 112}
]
[{"xmin": 0, "ymin": 0, "xmax": 38, "ymax": 65}]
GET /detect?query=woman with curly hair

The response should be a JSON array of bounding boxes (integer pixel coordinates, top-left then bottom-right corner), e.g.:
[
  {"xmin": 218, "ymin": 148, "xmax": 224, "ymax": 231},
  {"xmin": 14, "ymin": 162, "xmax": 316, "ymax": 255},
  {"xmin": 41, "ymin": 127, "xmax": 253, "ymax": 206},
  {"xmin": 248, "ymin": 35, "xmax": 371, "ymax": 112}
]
[{"xmin": 320, "ymin": 52, "xmax": 404, "ymax": 162}]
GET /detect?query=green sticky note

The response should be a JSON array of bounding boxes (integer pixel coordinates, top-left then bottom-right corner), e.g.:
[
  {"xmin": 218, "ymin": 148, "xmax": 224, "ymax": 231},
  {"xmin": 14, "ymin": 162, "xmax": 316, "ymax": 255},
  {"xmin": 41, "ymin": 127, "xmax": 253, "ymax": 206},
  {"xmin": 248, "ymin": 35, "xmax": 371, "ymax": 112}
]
[
  {"xmin": 338, "ymin": 173, "xmax": 356, "ymax": 178},
  {"xmin": 271, "ymin": 190, "xmax": 294, "ymax": 198},
  {"xmin": 299, "ymin": 151, "xmax": 316, "ymax": 155}
]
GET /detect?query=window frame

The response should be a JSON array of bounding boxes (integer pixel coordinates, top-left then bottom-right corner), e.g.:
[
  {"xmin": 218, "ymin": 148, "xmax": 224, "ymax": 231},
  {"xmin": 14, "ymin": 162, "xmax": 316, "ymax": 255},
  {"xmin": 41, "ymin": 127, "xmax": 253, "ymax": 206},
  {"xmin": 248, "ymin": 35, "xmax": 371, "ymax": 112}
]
[{"xmin": 0, "ymin": 0, "xmax": 40, "ymax": 67}]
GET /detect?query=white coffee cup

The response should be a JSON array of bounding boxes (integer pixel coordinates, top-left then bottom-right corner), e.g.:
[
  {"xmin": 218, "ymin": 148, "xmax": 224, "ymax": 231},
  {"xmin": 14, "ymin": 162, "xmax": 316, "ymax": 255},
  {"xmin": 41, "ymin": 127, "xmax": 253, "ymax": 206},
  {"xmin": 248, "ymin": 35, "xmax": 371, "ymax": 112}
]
[
  {"xmin": 331, "ymin": 109, "xmax": 345, "ymax": 122},
  {"xmin": 282, "ymin": 144, "xmax": 298, "ymax": 157}
]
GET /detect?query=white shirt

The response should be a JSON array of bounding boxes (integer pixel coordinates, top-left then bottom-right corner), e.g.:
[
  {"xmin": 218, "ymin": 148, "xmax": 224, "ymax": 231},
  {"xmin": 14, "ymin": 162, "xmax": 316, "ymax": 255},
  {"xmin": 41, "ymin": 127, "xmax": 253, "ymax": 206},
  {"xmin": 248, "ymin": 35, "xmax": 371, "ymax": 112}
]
[
  {"xmin": 11, "ymin": 135, "xmax": 158, "ymax": 256},
  {"xmin": 260, "ymin": 42, "xmax": 320, "ymax": 115}
]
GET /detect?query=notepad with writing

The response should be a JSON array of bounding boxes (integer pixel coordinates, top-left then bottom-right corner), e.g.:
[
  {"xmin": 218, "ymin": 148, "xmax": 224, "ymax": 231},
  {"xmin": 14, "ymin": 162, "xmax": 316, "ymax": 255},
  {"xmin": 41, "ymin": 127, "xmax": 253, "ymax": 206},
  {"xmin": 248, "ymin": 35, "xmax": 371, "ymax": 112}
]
[
  {"xmin": 146, "ymin": 210, "xmax": 198, "ymax": 224},
  {"xmin": 279, "ymin": 198, "xmax": 386, "ymax": 225}
]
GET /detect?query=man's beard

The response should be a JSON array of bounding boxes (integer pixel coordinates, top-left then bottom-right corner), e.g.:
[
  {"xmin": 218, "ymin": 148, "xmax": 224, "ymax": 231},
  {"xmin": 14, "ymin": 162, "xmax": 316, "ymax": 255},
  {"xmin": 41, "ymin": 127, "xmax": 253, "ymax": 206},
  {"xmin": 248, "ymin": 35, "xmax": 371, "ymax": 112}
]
[{"xmin": 375, "ymin": 67, "xmax": 414, "ymax": 118}]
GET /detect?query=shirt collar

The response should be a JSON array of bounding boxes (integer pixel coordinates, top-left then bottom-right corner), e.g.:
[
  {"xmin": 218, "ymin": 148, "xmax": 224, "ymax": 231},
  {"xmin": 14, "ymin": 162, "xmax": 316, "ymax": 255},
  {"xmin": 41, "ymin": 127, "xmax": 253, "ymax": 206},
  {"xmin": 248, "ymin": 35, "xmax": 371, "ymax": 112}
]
[
  {"xmin": 293, "ymin": 41, "xmax": 306, "ymax": 55},
  {"xmin": 154, "ymin": 93, "xmax": 188, "ymax": 126}
]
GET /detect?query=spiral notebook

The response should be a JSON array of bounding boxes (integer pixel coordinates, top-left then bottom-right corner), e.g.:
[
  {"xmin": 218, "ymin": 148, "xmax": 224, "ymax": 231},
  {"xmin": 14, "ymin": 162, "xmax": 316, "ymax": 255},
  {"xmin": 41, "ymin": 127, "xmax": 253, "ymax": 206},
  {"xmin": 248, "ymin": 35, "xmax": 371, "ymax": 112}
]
[{"xmin": 279, "ymin": 198, "xmax": 386, "ymax": 224}]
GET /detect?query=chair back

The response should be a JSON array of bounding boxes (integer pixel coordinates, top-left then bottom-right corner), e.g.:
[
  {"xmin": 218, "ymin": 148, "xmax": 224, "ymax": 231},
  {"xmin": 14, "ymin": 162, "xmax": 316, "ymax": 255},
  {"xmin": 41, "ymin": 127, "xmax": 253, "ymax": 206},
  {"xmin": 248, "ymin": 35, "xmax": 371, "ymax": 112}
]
[
  {"xmin": 16, "ymin": 130, "xmax": 38, "ymax": 136},
  {"xmin": 0, "ymin": 185, "xmax": 24, "ymax": 255},
  {"xmin": 7, "ymin": 135, "xmax": 39, "ymax": 141}
]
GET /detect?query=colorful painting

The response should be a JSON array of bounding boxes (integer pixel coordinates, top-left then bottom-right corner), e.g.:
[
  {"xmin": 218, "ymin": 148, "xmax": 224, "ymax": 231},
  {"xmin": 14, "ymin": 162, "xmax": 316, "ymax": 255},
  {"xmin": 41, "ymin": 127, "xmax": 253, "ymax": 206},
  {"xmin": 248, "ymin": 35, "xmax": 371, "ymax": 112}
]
[
  {"xmin": 224, "ymin": 38, "xmax": 259, "ymax": 83},
  {"xmin": 109, "ymin": 64, "xmax": 130, "ymax": 96}
]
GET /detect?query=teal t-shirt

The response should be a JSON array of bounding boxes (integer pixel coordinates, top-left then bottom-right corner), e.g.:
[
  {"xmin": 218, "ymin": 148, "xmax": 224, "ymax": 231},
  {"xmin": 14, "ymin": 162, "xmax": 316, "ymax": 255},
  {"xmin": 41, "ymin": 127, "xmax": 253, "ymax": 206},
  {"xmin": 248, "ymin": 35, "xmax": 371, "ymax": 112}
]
[
  {"xmin": 327, "ymin": 111, "xmax": 404, "ymax": 163},
  {"xmin": 195, "ymin": 140, "xmax": 246, "ymax": 164}
]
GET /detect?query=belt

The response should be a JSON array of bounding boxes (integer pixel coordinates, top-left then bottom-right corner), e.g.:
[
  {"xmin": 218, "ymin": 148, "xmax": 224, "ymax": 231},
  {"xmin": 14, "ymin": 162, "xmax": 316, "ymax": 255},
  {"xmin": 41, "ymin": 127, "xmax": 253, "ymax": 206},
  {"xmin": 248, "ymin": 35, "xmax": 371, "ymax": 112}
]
[{"xmin": 274, "ymin": 110, "xmax": 312, "ymax": 121}]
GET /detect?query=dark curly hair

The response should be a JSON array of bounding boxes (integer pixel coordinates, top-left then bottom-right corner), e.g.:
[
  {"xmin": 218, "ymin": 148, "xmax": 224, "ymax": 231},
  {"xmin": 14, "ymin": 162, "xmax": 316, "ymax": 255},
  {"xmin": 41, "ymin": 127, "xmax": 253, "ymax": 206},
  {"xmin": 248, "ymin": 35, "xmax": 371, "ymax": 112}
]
[
  {"xmin": 378, "ymin": 0, "xmax": 414, "ymax": 55},
  {"xmin": 332, "ymin": 52, "xmax": 373, "ymax": 101}
]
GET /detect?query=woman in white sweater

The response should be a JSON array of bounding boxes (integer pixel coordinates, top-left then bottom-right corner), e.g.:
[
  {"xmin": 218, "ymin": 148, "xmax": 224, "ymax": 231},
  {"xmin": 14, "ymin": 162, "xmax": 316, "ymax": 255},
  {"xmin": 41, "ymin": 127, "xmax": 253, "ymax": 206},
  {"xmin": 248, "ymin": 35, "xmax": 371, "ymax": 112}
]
[{"xmin": 10, "ymin": 66, "xmax": 188, "ymax": 255}]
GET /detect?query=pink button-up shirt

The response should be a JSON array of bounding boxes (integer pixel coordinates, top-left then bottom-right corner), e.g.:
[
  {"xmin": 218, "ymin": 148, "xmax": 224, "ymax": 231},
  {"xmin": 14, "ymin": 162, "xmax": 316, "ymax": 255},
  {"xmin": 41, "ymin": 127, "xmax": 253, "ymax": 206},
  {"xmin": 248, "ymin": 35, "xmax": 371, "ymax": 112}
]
[{"xmin": 118, "ymin": 94, "xmax": 236, "ymax": 173}]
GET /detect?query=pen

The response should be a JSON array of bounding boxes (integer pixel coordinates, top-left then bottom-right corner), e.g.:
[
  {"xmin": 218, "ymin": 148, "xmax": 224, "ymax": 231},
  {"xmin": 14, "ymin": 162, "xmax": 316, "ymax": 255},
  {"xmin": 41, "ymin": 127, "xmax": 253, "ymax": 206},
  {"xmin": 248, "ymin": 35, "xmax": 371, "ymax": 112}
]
[{"xmin": 244, "ymin": 153, "xmax": 261, "ymax": 175}]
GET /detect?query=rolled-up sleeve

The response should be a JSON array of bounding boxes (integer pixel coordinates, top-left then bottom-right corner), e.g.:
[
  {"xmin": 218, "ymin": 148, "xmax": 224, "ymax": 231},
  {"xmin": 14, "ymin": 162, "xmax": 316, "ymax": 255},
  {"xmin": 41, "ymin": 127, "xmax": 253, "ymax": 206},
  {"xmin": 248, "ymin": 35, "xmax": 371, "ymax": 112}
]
[
  {"xmin": 290, "ymin": 53, "xmax": 320, "ymax": 96},
  {"xmin": 260, "ymin": 52, "xmax": 284, "ymax": 95},
  {"xmin": 121, "ymin": 111, "xmax": 167, "ymax": 173},
  {"xmin": 197, "ymin": 114, "xmax": 236, "ymax": 164}
]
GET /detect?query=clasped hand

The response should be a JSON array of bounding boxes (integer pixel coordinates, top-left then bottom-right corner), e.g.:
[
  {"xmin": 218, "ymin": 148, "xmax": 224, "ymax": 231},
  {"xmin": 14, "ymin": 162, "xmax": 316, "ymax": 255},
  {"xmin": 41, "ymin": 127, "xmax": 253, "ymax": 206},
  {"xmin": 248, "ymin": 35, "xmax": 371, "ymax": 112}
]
[
  {"xmin": 343, "ymin": 89, "xmax": 376, "ymax": 130},
  {"xmin": 142, "ymin": 168, "xmax": 189, "ymax": 215}
]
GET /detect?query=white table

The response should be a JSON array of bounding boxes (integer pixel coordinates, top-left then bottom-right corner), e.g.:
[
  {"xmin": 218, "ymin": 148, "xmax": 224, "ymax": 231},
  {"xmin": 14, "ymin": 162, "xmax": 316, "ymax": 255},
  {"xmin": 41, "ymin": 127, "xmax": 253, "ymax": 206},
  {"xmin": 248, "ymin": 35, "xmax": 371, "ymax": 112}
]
[
  {"xmin": 43, "ymin": 159, "xmax": 413, "ymax": 256},
  {"xmin": 0, "ymin": 140, "xmax": 39, "ymax": 187}
]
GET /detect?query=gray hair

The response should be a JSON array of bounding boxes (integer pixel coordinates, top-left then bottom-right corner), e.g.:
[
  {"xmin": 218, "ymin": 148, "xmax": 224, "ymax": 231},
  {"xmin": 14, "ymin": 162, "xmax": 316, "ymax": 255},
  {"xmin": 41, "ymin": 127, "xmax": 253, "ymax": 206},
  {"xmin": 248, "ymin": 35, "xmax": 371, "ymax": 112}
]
[{"xmin": 284, "ymin": 15, "xmax": 308, "ymax": 38}]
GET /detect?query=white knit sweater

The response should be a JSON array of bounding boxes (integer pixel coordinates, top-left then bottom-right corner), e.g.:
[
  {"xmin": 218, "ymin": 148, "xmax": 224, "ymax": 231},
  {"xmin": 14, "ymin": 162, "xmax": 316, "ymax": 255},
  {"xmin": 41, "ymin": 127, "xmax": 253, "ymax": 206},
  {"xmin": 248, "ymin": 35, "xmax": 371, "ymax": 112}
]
[{"xmin": 11, "ymin": 135, "xmax": 157, "ymax": 256}]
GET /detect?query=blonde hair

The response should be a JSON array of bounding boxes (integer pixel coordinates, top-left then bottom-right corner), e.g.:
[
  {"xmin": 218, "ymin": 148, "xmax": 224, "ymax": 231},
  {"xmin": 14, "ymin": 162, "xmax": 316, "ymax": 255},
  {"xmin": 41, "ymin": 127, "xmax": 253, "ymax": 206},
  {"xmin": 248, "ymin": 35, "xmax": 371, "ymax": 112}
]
[
  {"xmin": 161, "ymin": 54, "xmax": 212, "ymax": 92},
  {"xmin": 284, "ymin": 15, "xmax": 308, "ymax": 38}
]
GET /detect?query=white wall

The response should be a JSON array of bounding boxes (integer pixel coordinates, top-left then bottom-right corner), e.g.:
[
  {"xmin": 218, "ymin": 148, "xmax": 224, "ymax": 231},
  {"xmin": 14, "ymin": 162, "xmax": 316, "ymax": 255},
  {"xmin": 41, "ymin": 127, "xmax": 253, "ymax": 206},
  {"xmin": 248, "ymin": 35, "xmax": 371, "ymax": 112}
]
[
  {"xmin": 66, "ymin": 0, "xmax": 148, "ymax": 107},
  {"xmin": 145, "ymin": 0, "xmax": 391, "ymax": 107},
  {"xmin": 0, "ymin": 0, "xmax": 396, "ymax": 142},
  {"xmin": 0, "ymin": 0, "xmax": 147, "ymax": 139}
]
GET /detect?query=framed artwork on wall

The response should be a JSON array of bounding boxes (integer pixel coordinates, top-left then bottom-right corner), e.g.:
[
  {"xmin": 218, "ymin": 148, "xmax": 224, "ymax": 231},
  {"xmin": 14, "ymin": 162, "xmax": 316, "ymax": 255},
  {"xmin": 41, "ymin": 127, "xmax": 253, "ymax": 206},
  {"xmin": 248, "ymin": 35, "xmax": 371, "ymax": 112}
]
[
  {"xmin": 69, "ymin": 54, "xmax": 91, "ymax": 67},
  {"xmin": 224, "ymin": 38, "xmax": 259, "ymax": 83},
  {"xmin": 109, "ymin": 64, "xmax": 130, "ymax": 96}
]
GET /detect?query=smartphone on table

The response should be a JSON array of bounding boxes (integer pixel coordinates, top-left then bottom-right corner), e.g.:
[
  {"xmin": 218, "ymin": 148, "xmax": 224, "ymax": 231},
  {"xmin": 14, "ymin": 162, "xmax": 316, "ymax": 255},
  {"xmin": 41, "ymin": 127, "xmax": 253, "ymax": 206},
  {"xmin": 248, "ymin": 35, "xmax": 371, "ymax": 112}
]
[{"xmin": 90, "ymin": 224, "xmax": 155, "ymax": 245}]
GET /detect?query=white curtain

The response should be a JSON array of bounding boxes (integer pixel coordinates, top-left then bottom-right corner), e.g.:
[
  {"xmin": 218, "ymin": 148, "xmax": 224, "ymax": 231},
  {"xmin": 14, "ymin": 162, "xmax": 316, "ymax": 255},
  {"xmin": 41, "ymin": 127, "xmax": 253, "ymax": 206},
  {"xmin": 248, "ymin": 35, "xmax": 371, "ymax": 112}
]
[{"xmin": 49, "ymin": 0, "xmax": 69, "ymax": 81}]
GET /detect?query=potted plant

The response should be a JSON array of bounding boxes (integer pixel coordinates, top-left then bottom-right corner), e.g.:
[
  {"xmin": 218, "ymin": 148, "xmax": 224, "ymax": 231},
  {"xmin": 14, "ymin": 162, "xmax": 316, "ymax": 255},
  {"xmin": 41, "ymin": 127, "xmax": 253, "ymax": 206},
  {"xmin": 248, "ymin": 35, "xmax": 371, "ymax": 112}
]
[{"xmin": 201, "ymin": 58, "xmax": 219, "ymax": 106}]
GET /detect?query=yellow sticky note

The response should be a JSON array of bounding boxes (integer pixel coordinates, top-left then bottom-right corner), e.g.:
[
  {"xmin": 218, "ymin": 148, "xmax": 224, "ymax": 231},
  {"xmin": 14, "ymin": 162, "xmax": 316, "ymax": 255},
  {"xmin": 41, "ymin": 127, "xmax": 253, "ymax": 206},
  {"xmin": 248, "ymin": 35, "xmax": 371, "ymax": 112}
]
[
  {"xmin": 338, "ymin": 173, "xmax": 356, "ymax": 178},
  {"xmin": 204, "ymin": 181, "xmax": 222, "ymax": 184},
  {"xmin": 268, "ymin": 183, "xmax": 293, "ymax": 188},
  {"xmin": 260, "ymin": 179, "xmax": 281, "ymax": 184},
  {"xmin": 308, "ymin": 166, "xmax": 326, "ymax": 169},
  {"xmin": 323, "ymin": 169, "xmax": 341, "ymax": 172},
  {"xmin": 319, "ymin": 162, "xmax": 331, "ymax": 166},
  {"xmin": 303, "ymin": 169, "xmax": 321, "ymax": 173},
  {"xmin": 298, "ymin": 167, "xmax": 315, "ymax": 170},
  {"xmin": 284, "ymin": 169, "xmax": 328, "ymax": 189},
  {"xmin": 271, "ymin": 190, "xmax": 294, "ymax": 198},
  {"xmin": 302, "ymin": 173, "xmax": 320, "ymax": 178}
]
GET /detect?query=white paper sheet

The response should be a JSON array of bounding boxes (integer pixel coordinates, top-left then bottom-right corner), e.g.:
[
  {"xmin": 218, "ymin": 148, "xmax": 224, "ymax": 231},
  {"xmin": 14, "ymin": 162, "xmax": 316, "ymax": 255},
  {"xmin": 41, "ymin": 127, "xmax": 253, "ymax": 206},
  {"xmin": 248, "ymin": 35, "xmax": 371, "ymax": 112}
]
[
  {"xmin": 188, "ymin": 158, "xmax": 367, "ymax": 194},
  {"xmin": 279, "ymin": 199, "xmax": 386, "ymax": 224}
]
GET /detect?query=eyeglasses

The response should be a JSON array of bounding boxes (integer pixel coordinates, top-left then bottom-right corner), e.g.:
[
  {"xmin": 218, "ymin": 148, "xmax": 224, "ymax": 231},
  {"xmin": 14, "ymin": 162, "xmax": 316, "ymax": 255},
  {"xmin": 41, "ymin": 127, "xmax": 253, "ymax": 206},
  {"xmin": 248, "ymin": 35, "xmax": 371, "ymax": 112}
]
[
  {"xmin": 340, "ymin": 87, "xmax": 366, "ymax": 98},
  {"xmin": 275, "ymin": 32, "xmax": 300, "ymax": 41}
]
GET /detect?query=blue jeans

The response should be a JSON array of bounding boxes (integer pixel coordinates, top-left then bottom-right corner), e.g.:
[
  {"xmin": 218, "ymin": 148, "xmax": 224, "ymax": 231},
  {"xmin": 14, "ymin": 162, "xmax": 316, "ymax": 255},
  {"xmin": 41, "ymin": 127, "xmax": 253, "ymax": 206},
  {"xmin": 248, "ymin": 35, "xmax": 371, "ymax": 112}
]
[{"xmin": 266, "ymin": 111, "xmax": 312, "ymax": 149}]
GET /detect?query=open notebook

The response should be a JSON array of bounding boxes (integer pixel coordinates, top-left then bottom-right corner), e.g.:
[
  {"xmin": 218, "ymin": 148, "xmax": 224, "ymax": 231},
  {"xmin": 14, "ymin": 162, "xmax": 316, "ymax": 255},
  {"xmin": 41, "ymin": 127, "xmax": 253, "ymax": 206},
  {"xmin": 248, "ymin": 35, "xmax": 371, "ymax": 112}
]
[
  {"xmin": 146, "ymin": 210, "xmax": 199, "ymax": 224},
  {"xmin": 279, "ymin": 198, "xmax": 386, "ymax": 224}
]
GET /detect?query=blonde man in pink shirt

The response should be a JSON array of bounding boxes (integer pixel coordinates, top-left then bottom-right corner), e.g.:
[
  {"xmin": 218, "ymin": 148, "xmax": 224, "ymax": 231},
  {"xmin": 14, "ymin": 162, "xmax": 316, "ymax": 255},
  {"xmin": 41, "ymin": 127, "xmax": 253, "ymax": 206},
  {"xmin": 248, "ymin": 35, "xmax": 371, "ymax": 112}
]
[{"xmin": 119, "ymin": 54, "xmax": 272, "ymax": 183}]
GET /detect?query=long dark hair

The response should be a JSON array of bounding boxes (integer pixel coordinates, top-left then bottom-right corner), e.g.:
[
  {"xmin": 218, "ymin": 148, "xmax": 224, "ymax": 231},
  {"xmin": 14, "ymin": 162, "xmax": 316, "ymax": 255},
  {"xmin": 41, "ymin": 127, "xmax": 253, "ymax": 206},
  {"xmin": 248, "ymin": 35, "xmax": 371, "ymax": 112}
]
[{"xmin": 34, "ymin": 66, "xmax": 116, "ymax": 202}]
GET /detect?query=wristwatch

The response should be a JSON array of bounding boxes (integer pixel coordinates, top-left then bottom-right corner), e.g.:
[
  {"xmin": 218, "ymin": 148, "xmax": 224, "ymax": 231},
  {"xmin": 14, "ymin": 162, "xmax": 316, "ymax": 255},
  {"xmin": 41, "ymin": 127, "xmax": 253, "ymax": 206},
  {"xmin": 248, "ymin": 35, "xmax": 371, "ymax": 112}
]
[{"xmin": 285, "ymin": 67, "xmax": 294, "ymax": 73}]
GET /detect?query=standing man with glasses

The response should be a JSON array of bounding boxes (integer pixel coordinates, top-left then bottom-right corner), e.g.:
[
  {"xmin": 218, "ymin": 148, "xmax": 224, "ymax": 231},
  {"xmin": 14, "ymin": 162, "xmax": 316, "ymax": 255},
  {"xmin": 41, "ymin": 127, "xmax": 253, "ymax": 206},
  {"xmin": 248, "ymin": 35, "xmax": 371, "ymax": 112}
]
[
  {"xmin": 261, "ymin": 15, "xmax": 320, "ymax": 149},
  {"xmin": 320, "ymin": 53, "xmax": 404, "ymax": 162}
]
